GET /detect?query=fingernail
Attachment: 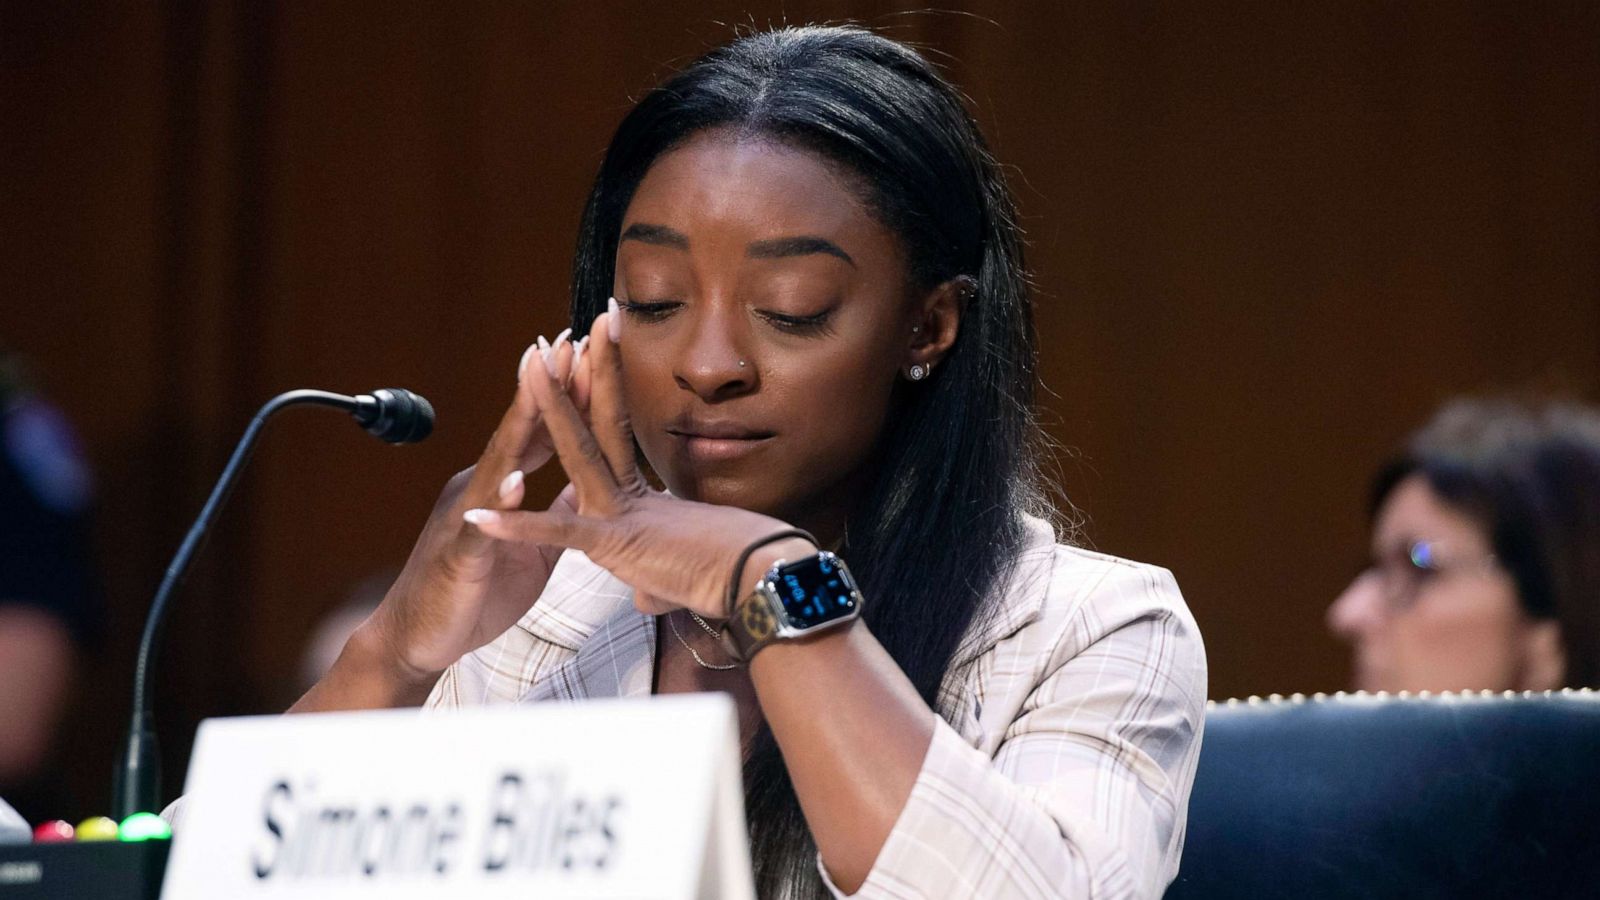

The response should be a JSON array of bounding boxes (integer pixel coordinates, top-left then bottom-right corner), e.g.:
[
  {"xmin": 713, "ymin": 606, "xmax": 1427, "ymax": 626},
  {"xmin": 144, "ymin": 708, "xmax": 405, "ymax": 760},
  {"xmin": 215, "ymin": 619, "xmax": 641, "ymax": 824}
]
[
  {"xmin": 497, "ymin": 469, "xmax": 523, "ymax": 499},
  {"xmin": 517, "ymin": 343, "xmax": 537, "ymax": 382},
  {"xmin": 464, "ymin": 508, "xmax": 500, "ymax": 526},
  {"xmin": 551, "ymin": 328, "xmax": 572, "ymax": 375},
  {"xmin": 571, "ymin": 337, "xmax": 586, "ymax": 370},
  {"xmin": 537, "ymin": 335, "xmax": 556, "ymax": 376},
  {"xmin": 607, "ymin": 297, "xmax": 621, "ymax": 344}
]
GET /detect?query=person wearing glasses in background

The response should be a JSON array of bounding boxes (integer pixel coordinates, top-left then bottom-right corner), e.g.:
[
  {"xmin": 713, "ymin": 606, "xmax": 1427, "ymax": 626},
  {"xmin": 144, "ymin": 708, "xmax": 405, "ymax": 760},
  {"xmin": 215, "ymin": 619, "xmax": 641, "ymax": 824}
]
[{"xmin": 1328, "ymin": 397, "xmax": 1600, "ymax": 693}]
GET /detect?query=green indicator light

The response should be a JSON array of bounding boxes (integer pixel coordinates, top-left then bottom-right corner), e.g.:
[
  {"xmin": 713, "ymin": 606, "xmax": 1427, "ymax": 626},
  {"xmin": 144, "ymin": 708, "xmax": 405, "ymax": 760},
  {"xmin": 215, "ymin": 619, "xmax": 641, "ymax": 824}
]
[{"xmin": 117, "ymin": 812, "xmax": 172, "ymax": 842}]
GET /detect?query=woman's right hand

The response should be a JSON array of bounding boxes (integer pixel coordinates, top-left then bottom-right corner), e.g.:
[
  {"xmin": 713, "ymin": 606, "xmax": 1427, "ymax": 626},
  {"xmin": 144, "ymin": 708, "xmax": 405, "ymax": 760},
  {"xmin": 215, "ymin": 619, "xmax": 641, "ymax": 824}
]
[{"xmin": 314, "ymin": 331, "xmax": 590, "ymax": 706}]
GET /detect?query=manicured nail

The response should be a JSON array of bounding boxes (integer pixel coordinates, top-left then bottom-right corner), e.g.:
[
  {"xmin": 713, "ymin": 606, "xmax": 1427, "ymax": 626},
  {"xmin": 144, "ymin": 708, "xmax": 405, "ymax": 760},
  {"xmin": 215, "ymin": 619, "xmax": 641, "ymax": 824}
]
[
  {"xmin": 464, "ymin": 508, "xmax": 500, "ymax": 526},
  {"xmin": 517, "ymin": 343, "xmax": 537, "ymax": 382},
  {"xmin": 537, "ymin": 335, "xmax": 556, "ymax": 376},
  {"xmin": 571, "ymin": 336, "xmax": 586, "ymax": 370},
  {"xmin": 607, "ymin": 297, "xmax": 621, "ymax": 344},
  {"xmin": 551, "ymin": 328, "xmax": 572, "ymax": 376},
  {"xmin": 497, "ymin": 469, "xmax": 523, "ymax": 499}
]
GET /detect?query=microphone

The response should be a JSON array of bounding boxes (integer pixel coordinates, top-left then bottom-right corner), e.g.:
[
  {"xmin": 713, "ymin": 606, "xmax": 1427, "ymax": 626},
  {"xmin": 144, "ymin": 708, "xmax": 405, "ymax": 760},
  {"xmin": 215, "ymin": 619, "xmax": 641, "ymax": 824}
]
[
  {"xmin": 351, "ymin": 388, "xmax": 435, "ymax": 444},
  {"xmin": 113, "ymin": 388, "xmax": 435, "ymax": 819}
]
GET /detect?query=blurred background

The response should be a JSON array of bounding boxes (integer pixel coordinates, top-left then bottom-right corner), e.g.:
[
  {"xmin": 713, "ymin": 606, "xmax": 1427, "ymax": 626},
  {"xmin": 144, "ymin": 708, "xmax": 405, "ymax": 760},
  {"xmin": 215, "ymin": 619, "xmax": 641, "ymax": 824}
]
[{"xmin": 2, "ymin": 1, "xmax": 1595, "ymax": 821}]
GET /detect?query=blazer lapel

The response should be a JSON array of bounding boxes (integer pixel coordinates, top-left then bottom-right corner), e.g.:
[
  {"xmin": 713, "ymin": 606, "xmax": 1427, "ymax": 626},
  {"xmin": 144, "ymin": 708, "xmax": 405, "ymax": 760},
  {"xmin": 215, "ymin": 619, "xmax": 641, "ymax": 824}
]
[
  {"xmin": 516, "ymin": 549, "xmax": 655, "ymax": 703},
  {"xmin": 525, "ymin": 605, "xmax": 656, "ymax": 702}
]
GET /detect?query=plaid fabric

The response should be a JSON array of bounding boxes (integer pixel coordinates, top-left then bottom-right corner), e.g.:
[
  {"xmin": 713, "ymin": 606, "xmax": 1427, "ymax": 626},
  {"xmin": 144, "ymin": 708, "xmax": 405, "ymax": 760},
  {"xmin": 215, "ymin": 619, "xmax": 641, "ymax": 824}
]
[{"xmin": 427, "ymin": 515, "xmax": 1207, "ymax": 898}]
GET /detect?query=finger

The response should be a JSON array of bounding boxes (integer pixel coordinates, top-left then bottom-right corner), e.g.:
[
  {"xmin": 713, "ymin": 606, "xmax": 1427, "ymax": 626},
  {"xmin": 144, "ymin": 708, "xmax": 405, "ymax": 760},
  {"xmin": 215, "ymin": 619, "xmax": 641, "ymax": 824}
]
[
  {"xmin": 441, "ymin": 465, "xmax": 529, "ymax": 565},
  {"xmin": 550, "ymin": 481, "xmax": 579, "ymax": 515},
  {"xmin": 521, "ymin": 334, "xmax": 622, "ymax": 510},
  {"xmin": 547, "ymin": 327, "xmax": 574, "ymax": 383},
  {"xmin": 571, "ymin": 336, "xmax": 593, "ymax": 415},
  {"xmin": 460, "ymin": 341, "xmax": 547, "ymax": 508},
  {"xmin": 495, "ymin": 468, "xmax": 526, "ymax": 508},
  {"xmin": 588, "ymin": 309, "xmax": 648, "ymax": 494},
  {"xmin": 500, "ymin": 327, "xmax": 594, "ymax": 491},
  {"xmin": 511, "ymin": 332, "xmax": 578, "ymax": 474},
  {"xmin": 463, "ymin": 506, "xmax": 596, "ymax": 553}
]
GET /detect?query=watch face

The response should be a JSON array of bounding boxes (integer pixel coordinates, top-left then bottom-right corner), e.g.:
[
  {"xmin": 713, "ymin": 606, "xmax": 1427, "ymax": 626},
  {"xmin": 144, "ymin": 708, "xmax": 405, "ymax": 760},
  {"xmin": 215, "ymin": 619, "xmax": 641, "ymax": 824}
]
[{"xmin": 770, "ymin": 551, "xmax": 861, "ymax": 630}]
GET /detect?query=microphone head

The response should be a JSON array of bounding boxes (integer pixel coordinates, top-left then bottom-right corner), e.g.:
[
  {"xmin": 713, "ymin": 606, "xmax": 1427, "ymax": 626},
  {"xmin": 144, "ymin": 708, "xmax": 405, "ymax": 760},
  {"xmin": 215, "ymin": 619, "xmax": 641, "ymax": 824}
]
[{"xmin": 358, "ymin": 388, "xmax": 435, "ymax": 444}]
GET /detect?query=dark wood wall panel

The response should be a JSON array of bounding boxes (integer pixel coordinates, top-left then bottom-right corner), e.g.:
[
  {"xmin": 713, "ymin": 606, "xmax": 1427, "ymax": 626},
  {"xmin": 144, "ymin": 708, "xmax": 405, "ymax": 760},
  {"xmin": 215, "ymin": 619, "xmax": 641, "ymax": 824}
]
[{"xmin": 3, "ymin": 1, "xmax": 1595, "ymax": 817}]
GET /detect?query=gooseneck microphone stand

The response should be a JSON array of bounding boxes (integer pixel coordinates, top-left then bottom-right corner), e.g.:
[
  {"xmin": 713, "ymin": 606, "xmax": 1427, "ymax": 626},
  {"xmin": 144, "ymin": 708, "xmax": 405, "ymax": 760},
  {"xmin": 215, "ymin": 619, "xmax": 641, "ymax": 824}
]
[{"xmin": 113, "ymin": 388, "xmax": 434, "ymax": 820}]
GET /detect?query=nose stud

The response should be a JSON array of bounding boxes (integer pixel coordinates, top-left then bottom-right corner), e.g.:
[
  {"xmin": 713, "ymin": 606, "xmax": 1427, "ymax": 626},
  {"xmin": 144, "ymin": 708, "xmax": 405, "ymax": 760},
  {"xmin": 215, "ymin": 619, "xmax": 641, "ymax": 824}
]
[{"xmin": 738, "ymin": 359, "xmax": 747, "ymax": 368}]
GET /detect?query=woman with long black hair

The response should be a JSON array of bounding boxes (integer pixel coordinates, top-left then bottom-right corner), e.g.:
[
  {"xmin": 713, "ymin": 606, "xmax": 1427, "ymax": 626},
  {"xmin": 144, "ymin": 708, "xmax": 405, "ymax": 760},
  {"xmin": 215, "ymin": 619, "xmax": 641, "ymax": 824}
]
[{"xmin": 298, "ymin": 25, "xmax": 1206, "ymax": 898}]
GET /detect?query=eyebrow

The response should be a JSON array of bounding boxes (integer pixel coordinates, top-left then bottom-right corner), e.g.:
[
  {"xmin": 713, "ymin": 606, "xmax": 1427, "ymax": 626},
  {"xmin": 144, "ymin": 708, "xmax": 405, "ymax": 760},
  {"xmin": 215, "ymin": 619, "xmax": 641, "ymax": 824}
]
[
  {"xmin": 748, "ymin": 236, "xmax": 855, "ymax": 267},
  {"xmin": 620, "ymin": 223, "xmax": 855, "ymax": 267},
  {"xmin": 619, "ymin": 223, "xmax": 688, "ymax": 250}
]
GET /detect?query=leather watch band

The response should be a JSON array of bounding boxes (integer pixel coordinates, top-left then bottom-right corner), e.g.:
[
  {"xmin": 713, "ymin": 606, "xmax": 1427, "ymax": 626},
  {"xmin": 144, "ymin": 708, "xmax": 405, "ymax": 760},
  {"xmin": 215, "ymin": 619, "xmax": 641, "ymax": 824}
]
[{"xmin": 723, "ymin": 585, "xmax": 780, "ymax": 662}]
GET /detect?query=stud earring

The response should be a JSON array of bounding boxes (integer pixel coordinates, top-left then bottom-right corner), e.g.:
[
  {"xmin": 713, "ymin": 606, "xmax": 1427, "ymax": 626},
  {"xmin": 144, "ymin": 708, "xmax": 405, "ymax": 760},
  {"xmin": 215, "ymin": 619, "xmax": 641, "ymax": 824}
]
[{"xmin": 908, "ymin": 363, "xmax": 928, "ymax": 381}]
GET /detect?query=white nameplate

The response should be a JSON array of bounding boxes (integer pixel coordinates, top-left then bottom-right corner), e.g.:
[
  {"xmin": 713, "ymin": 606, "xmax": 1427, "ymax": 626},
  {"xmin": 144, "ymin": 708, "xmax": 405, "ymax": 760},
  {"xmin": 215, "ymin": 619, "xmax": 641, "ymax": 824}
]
[{"xmin": 161, "ymin": 694, "xmax": 754, "ymax": 899}]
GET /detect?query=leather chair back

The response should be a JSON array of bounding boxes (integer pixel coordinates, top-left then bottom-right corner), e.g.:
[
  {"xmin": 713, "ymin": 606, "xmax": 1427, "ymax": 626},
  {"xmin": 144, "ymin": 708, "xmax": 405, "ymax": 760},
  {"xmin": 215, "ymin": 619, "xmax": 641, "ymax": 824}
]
[{"xmin": 1167, "ymin": 689, "xmax": 1600, "ymax": 898}]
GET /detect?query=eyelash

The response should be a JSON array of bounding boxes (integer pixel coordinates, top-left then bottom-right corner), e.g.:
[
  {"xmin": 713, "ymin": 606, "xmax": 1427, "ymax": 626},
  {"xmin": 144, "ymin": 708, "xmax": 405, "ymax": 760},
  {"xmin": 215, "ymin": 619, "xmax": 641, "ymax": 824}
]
[
  {"xmin": 616, "ymin": 299, "xmax": 679, "ymax": 322},
  {"xmin": 616, "ymin": 299, "xmax": 835, "ymax": 336},
  {"xmin": 757, "ymin": 308, "xmax": 834, "ymax": 336}
]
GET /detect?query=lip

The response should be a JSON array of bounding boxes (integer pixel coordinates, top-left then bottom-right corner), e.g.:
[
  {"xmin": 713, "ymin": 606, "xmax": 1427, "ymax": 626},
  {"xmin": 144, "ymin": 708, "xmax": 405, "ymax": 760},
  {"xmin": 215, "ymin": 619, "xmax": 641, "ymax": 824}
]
[{"xmin": 666, "ymin": 417, "xmax": 775, "ymax": 462}]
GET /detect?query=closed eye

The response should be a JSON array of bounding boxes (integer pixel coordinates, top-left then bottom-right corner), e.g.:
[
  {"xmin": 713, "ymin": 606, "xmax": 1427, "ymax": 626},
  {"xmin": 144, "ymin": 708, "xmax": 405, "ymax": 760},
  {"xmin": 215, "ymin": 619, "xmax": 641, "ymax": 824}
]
[
  {"xmin": 756, "ymin": 307, "xmax": 834, "ymax": 336},
  {"xmin": 616, "ymin": 298, "xmax": 681, "ymax": 321}
]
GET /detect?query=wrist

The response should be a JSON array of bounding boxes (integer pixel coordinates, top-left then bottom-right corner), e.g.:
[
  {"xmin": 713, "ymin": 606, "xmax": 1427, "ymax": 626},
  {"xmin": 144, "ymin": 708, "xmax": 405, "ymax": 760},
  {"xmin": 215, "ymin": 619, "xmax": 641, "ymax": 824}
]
[
  {"xmin": 747, "ymin": 611, "xmax": 860, "ymax": 672},
  {"xmin": 342, "ymin": 618, "xmax": 442, "ymax": 707},
  {"xmin": 723, "ymin": 543, "xmax": 863, "ymax": 664}
]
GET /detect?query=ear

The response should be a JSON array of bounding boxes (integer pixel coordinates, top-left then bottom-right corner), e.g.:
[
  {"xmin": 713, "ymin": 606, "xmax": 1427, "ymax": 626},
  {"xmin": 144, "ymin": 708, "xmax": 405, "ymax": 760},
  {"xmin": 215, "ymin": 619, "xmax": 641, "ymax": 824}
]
[
  {"xmin": 1518, "ymin": 618, "xmax": 1566, "ymax": 691},
  {"xmin": 903, "ymin": 275, "xmax": 969, "ymax": 379}
]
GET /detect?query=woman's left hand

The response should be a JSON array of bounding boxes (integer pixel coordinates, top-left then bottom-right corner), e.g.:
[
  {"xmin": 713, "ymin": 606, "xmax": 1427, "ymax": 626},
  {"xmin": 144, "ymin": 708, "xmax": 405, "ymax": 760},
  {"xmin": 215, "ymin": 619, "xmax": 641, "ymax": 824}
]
[{"xmin": 463, "ymin": 310, "xmax": 811, "ymax": 620}]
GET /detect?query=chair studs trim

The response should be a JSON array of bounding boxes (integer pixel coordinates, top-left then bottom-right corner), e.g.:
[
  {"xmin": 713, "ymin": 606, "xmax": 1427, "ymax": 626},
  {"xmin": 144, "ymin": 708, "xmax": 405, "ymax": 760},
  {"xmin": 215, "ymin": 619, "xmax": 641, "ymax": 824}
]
[{"xmin": 1207, "ymin": 686, "xmax": 1597, "ymax": 706}]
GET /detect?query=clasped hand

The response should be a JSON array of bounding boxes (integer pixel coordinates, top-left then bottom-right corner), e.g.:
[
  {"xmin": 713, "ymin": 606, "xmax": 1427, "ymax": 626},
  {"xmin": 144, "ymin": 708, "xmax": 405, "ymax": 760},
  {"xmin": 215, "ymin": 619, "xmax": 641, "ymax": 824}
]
[{"xmin": 368, "ymin": 309, "xmax": 797, "ymax": 681}]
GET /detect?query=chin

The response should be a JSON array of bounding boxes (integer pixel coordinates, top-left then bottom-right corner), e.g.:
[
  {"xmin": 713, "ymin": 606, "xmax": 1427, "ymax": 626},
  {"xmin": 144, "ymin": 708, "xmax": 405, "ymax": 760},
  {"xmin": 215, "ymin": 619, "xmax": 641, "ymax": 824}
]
[{"xmin": 1351, "ymin": 661, "xmax": 1386, "ymax": 693}]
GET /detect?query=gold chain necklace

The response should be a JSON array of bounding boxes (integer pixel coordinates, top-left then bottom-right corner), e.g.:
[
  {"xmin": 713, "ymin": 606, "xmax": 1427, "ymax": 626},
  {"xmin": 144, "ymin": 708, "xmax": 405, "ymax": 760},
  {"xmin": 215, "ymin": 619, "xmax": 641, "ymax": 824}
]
[{"xmin": 666, "ymin": 610, "xmax": 741, "ymax": 671}]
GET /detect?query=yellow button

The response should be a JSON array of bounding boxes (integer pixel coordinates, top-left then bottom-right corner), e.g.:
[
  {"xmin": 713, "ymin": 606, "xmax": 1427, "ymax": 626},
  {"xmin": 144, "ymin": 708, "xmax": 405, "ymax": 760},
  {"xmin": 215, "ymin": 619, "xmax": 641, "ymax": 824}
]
[{"xmin": 75, "ymin": 816, "xmax": 120, "ymax": 841}]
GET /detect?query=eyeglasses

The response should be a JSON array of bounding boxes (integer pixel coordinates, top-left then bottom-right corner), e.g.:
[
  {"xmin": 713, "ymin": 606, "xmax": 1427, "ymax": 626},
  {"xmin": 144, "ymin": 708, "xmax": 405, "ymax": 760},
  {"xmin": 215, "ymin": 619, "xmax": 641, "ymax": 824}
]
[{"xmin": 1354, "ymin": 540, "xmax": 1500, "ymax": 614}]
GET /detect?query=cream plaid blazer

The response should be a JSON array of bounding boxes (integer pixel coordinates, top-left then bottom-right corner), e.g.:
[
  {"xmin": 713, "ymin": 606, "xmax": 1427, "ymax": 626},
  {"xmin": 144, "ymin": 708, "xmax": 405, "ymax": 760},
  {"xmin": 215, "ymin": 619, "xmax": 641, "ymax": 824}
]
[{"xmin": 426, "ymin": 515, "xmax": 1206, "ymax": 898}]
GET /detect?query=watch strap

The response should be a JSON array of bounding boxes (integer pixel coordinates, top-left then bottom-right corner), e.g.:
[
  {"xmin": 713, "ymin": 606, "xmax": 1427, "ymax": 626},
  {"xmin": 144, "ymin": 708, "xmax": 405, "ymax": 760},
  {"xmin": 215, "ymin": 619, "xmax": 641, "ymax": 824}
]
[{"xmin": 722, "ymin": 583, "xmax": 781, "ymax": 663}]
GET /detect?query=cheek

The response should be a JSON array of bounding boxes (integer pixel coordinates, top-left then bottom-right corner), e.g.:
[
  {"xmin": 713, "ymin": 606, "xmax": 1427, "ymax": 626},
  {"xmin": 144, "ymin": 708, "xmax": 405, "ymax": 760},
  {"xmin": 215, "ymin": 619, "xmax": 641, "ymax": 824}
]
[
  {"xmin": 768, "ymin": 348, "xmax": 898, "ymax": 453},
  {"xmin": 618, "ymin": 345, "xmax": 669, "ymax": 402},
  {"xmin": 1389, "ymin": 584, "xmax": 1529, "ymax": 690},
  {"xmin": 618, "ymin": 348, "xmax": 677, "ymax": 437}
]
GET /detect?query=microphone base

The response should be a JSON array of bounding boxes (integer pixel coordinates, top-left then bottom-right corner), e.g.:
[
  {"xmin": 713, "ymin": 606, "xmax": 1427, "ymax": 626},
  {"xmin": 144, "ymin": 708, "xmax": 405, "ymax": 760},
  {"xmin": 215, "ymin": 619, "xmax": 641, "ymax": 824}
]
[{"xmin": 0, "ymin": 839, "xmax": 168, "ymax": 899}]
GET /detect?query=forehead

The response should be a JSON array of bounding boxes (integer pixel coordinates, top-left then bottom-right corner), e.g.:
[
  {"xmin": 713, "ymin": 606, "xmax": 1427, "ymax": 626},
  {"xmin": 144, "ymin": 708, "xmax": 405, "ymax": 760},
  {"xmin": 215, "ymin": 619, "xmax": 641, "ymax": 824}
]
[
  {"xmin": 622, "ymin": 131, "xmax": 889, "ymax": 250},
  {"xmin": 1374, "ymin": 474, "xmax": 1491, "ymax": 553}
]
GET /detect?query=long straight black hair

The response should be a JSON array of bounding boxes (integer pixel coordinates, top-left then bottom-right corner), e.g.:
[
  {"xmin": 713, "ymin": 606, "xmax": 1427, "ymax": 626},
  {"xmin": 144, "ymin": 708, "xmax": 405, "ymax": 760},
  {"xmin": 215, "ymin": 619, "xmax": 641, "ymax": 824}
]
[{"xmin": 568, "ymin": 26, "xmax": 1048, "ymax": 897}]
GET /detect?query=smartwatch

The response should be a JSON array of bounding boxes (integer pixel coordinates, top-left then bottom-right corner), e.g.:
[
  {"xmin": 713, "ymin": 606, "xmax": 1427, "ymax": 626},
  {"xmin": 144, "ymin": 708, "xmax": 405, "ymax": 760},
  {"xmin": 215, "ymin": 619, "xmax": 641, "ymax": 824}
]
[{"xmin": 722, "ymin": 551, "xmax": 864, "ymax": 662}]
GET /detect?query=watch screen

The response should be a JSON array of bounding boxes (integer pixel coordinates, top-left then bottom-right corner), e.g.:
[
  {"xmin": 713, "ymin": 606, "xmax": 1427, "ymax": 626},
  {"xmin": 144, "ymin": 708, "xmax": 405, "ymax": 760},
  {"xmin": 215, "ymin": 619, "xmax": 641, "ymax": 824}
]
[{"xmin": 772, "ymin": 552, "xmax": 860, "ymax": 630}]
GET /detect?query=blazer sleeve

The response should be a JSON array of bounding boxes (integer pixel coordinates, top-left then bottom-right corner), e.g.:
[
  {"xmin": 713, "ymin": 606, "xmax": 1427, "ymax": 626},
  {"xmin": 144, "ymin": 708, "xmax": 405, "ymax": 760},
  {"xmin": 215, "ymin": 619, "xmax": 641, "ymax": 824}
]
[{"xmin": 819, "ymin": 560, "xmax": 1207, "ymax": 899}]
